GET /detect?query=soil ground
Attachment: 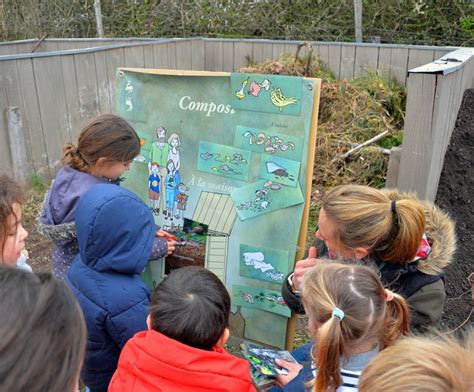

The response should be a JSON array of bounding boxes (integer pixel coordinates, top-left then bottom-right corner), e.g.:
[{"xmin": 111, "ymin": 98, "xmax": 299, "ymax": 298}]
[
  {"xmin": 435, "ymin": 88, "xmax": 474, "ymax": 334},
  {"xmin": 23, "ymin": 91, "xmax": 473, "ymax": 342}
]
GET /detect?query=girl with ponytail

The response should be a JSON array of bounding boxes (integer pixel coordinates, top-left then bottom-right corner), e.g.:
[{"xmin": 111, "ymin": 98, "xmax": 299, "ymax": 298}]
[
  {"xmin": 283, "ymin": 184, "xmax": 456, "ymax": 331},
  {"xmin": 38, "ymin": 114, "xmax": 175, "ymax": 280},
  {"xmin": 275, "ymin": 263, "xmax": 410, "ymax": 392}
]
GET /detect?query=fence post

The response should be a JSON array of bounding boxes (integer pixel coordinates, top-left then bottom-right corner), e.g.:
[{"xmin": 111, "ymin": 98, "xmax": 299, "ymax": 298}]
[
  {"xmin": 385, "ymin": 146, "xmax": 402, "ymax": 188},
  {"xmin": 5, "ymin": 107, "xmax": 31, "ymax": 182}
]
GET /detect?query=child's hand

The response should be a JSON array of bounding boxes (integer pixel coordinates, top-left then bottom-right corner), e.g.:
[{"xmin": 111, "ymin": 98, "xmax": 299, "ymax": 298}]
[
  {"xmin": 156, "ymin": 229, "xmax": 175, "ymax": 240},
  {"xmin": 275, "ymin": 359, "xmax": 303, "ymax": 386},
  {"xmin": 166, "ymin": 240, "xmax": 176, "ymax": 255}
]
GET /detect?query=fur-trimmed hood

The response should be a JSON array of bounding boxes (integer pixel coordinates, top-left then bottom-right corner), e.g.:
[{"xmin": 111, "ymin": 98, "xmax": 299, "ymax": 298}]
[{"xmin": 382, "ymin": 189, "xmax": 457, "ymax": 275}]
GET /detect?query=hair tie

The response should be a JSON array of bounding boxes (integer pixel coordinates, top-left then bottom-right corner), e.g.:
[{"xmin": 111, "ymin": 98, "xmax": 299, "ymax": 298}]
[
  {"xmin": 391, "ymin": 200, "xmax": 397, "ymax": 213},
  {"xmin": 332, "ymin": 307, "xmax": 344, "ymax": 321},
  {"xmin": 385, "ymin": 289, "xmax": 394, "ymax": 302}
]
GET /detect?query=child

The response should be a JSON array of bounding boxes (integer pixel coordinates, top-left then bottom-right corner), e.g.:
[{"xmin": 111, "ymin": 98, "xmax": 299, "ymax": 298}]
[
  {"xmin": 66, "ymin": 183, "xmax": 161, "ymax": 392},
  {"xmin": 274, "ymin": 263, "xmax": 410, "ymax": 392},
  {"xmin": 0, "ymin": 265, "xmax": 87, "ymax": 392},
  {"xmin": 109, "ymin": 266, "xmax": 256, "ymax": 392},
  {"xmin": 359, "ymin": 333, "xmax": 474, "ymax": 391},
  {"xmin": 0, "ymin": 172, "xmax": 30, "ymax": 270},
  {"xmin": 38, "ymin": 114, "xmax": 173, "ymax": 280}
]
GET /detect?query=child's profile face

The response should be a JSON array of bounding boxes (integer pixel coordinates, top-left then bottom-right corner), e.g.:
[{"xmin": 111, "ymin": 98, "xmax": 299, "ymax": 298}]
[
  {"xmin": 2, "ymin": 202, "xmax": 28, "ymax": 266},
  {"xmin": 100, "ymin": 159, "xmax": 133, "ymax": 180}
]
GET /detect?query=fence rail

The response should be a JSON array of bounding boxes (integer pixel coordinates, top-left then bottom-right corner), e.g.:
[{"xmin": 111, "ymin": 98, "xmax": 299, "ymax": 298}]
[{"xmin": 0, "ymin": 37, "xmax": 471, "ymax": 200}]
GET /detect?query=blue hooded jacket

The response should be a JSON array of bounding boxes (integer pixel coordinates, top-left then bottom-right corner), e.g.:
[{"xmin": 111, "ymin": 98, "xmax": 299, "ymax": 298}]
[{"xmin": 66, "ymin": 184, "xmax": 155, "ymax": 392}]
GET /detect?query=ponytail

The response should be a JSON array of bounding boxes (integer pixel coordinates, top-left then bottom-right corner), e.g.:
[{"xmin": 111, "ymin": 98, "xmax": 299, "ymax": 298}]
[
  {"xmin": 62, "ymin": 143, "xmax": 89, "ymax": 171},
  {"xmin": 382, "ymin": 292, "xmax": 410, "ymax": 348},
  {"xmin": 315, "ymin": 316, "xmax": 344, "ymax": 392}
]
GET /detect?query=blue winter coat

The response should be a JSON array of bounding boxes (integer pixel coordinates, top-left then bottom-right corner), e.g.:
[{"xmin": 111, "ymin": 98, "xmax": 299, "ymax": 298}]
[{"xmin": 66, "ymin": 184, "xmax": 155, "ymax": 392}]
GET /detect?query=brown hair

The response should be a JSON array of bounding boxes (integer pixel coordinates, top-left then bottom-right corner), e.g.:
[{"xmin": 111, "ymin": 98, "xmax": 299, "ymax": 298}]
[
  {"xmin": 321, "ymin": 185, "xmax": 426, "ymax": 263},
  {"xmin": 0, "ymin": 172, "xmax": 22, "ymax": 256},
  {"xmin": 359, "ymin": 332, "xmax": 474, "ymax": 392},
  {"xmin": 302, "ymin": 263, "xmax": 410, "ymax": 392},
  {"xmin": 62, "ymin": 114, "xmax": 140, "ymax": 172},
  {"xmin": 0, "ymin": 266, "xmax": 86, "ymax": 392},
  {"xmin": 149, "ymin": 266, "xmax": 230, "ymax": 350}
]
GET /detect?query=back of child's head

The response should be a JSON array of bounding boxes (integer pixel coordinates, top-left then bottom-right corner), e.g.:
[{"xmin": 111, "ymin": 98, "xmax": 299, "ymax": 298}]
[
  {"xmin": 62, "ymin": 114, "xmax": 140, "ymax": 171},
  {"xmin": 359, "ymin": 332, "xmax": 474, "ymax": 392},
  {"xmin": 302, "ymin": 262, "xmax": 410, "ymax": 392},
  {"xmin": 149, "ymin": 266, "xmax": 230, "ymax": 350},
  {"xmin": 0, "ymin": 265, "xmax": 86, "ymax": 392},
  {"xmin": 0, "ymin": 172, "xmax": 22, "ymax": 259}
]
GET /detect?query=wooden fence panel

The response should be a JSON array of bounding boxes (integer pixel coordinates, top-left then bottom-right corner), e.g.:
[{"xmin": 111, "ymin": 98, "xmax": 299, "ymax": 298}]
[
  {"xmin": 204, "ymin": 40, "xmax": 223, "ymax": 71},
  {"xmin": 377, "ymin": 47, "xmax": 392, "ymax": 77},
  {"xmin": 261, "ymin": 43, "xmax": 273, "ymax": 62},
  {"xmin": 15, "ymin": 58, "xmax": 47, "ymax": 176},
  {"xmin": 94, "ymin": 50, "xmax": 112, "ymax": 113},
  {"xmin": 272, "ymin": 42, "xmax": 286, "ymax": 60},
  {"xmin": 354, "ymin": 46, "xmax": 379, "ymax": 77},
  {"xmin": 175, "ymin": 40, "xmax": 192, "ymax": 70},
  {"xmin": 222, "ymin": 41, "xmax": 234, "ymax": 71},
  {"xmin": 59, "ymin": 54, "xmax": 82, "ymax": 142},
  {"xmin": 0, "ymin": 74, "xmax": 13, "ymax": 172},
  {"xmin": 75, "ymin": 52, "xmax": 100, "ymax": 124},
  {"xmin": 167, "ymin": 43, "xmax": 177, "ymax": 69},
  {"xmin": 143, "ymin": 44, "xmax": 155, "ymax": 68},
  {"xmin": 191, "ymin": 39, "xmax": 205, "ymax": 70},
  {"xmin": 105, "ymin": 48, "xmax": 125, "ymax": 111},
  {"xmin": 153, "ymin": 43, "xmax": 170, "ymax": 69},
  {"xmin": 123, "ymin": 45, "xmax": 145, "ymax": 68},
  {"xmin": 388, "ymin": 47, "xmax": 409, "ymax": 84},
  {"xmin": 327, "ymin": 45, "xmax": 342, "ymax": 79},
  {"xmin": 318, "ymin": 45, "xmax": 330, "ymax": 68},
  {"xmin": 340, "ymin": 45, "xmax": 355, "ymax": 79},
  {"xmin": 32, "ymin": 56, "xmax": 70, "ymax": 172},
  {"xmin": 234, "ymin": 41, "xmax": 252, "ymax": 71},
  {"xmin": 252, "ymin": 42, "xmax": 264, "ymax": 64},
  {"xmin": 407, "ymin": 48, "xmax": 434, "ymax": 71}
]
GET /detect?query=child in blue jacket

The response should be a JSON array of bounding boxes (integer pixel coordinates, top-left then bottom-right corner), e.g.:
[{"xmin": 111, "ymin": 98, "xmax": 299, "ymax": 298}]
[{"xmin": 66, "ymin": 183, "xmax": 162, "ymax": 392}]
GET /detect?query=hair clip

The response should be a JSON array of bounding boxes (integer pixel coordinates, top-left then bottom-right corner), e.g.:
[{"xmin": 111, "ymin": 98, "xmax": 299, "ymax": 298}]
[
  {"xmin": 332, "ymin": 307, "xmax": 344, "ymax": 321},
  {"xmin": 385, "ymin": 289, "xmax": 394, "ymax": 302}
]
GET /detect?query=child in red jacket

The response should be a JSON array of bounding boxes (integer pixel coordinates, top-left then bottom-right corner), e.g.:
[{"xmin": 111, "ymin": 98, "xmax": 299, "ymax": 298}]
[{"xmin": 109, "ymin": 266, "xmax": 256, "ymax": 392}]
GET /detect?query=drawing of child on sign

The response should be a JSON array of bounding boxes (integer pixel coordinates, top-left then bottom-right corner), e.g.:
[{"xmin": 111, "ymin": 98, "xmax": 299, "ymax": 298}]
[
  {"xmin": 148, "ymin": 162, "xmax": 161, "ymax": 215},
  {"xmin": 175, "ymin": 183, "xmax": 189, "ymax": 220},
  {"xmin": 164, "ymin": 160, "xmax": 178, "ymax": 221},
  {"xmin": 150, "ymin": 126, "xmax": 170, "ymax": 215}
]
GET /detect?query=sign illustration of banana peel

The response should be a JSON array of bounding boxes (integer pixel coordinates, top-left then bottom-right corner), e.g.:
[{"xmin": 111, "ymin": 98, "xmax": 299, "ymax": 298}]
[{"xmin": 270, "ymin": 87, "xmax": 299, "ymax": 111}]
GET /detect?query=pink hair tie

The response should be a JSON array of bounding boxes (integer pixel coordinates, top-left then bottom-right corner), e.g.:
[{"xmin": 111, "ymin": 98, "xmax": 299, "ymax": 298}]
[{"xmin": 385, "ymin": 289, "xmax": 394, "ymax": 302}]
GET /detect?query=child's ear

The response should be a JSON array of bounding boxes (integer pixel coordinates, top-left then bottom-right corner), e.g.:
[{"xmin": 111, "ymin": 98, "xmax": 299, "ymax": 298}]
[
  {"xmin": 214, "ymin": 328, "xmax": 230, "ymax": 348},
  {"xmin": 146, "ymin": 315, "xmax": 152, "ymax": 330}
]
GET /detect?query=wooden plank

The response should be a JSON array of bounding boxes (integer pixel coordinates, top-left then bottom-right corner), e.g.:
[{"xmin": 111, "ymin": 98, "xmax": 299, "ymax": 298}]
[
  {"xmin": 234, "ymin": 41, "xmax": 253, "ymax": 71},
  {"xmin": 327, "ymin": 45, "xmax": 342, "ymax": 79},
  {"xmin": 407, "ymin": 48, "xmax": 434, "ymax": 71},
  {"xmin": 208, "ymin": 195, "xmax": 228, "ymax": 230},
  {"xmin": 94, "ymin": 50, "xmax": 112, "ymax": 114},
  {"xmin": 191, "ymin": 39, "xmax": 205, "ymax": 71},
  {"xmin": 104, "ymin": 48, "xmax": 125, "ymax": 111},
  {"xmin": 204, "ymin": 40, "xmax": 223, "ymax": 71},
  {"xmin": 0, "ymin": 44, "xmax": 16, "ymax": 55},
  {"xmin": 221, "ymin": 198, "xmax": 237, "ymax": 234},
  {"xmin": 15, "ymin": 58, "xmax": 48, "ymax": 177},
  {"xmin": 272, "ymin": 42, "xmax": 286, "ymax": 60},
  {"xmin": 252, "ymin": 42, "xmax": 264, "ymax": 64},
  {"xmin": 284, "ymin": 42, "xmax": 298, "ymax": 57},
  {"xmin": 385, "ymin": 146, "xmax": 402, "ymax": 188},
  {"xmin": 202, "ymin": 192, "xmax": 222, "ymax": 224},
  {"xmin": 123, "ymin": 45, "xmax": 145, "ymax": 68},
  {"xmin": 32, "ymin": 56, "xmax": 70, "ymax": 173},
  {"xmin": 318, "ymin": 45, "xmax": 330, "ymax": 68},
  {"xmin": 397, "ymin": 73, "xmax": 437, "ymax": 198},
  {"xmin": 339, "ymin": 45, "xmax": 355, "ymax": 80},
  {"xmin": 222, "ymin": 41, "xmax": 234, "ymax": 71},
  {"xmin": 214, "ymin": 196, "xmax": 234, "ymax": 233},
  {"xmin": 388, "ymin": 47, "xmax": 409, "ymax": 85},
  {"xmin": 167, "ymin": 42, "xmax": 177, "ymax": 69},
  {"xmin": 153, "ymin": 43, "xmax": 170, "ymax": 69},
  {"xmin": 0, "ymin": 74, "xmax": 13, "ymax": 172},
  {"xmin": 143, "ymin": 44, "xmax": 155, "ymax": 68},
  {"xmin": 175, "ymin": 40, "xmax": 192, "ymax": 70},
  {"xmin": 59, "ymin": 54, "xmax": 81, "ymax": 142},
  {"xmin": 74, "ymin": 52, "xmax": 100, "ymax": 124},
  {"xmin": 434, "ymin": 49, "xmax": 450, "ymax": 60},
  {"xmin": 377, "ymin": 47, "xmax": 392, "ymax": 78},
  {"xmin": 194, "ymin": 191, "xmax": 212, "ymax": 223},
  {"xmin": 6, "ymin": 107, "xmax": 32, "ymax": 181},
  {"xmin": 353, "ymin": 46, "xmax": 379, "ymax": 77},
  {"xmin": 261, "ymin": 43, "xmax": 273, "ymax": 62}
]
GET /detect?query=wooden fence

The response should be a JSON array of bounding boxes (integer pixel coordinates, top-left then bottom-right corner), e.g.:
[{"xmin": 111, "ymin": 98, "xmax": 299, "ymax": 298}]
[{"xmin": 0, "ymin": 37, "xmax": 470, "ymax": 200}]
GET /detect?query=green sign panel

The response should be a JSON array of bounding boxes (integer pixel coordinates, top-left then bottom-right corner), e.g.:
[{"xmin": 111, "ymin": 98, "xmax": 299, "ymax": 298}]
[{"xmin": 116, "ymin": 68, "xmax": 320, "ymax": 349}]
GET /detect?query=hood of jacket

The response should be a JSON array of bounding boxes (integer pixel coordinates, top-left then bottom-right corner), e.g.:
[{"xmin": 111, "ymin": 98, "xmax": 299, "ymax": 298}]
[
  {"xmin": 75, "ymin": 183, "xmax": 155, "ymax": 274},
  {"xmin": 109, "ymin": 330, "xmax": 255, "ymax": 392},
  {"xmin": 382, "ymin": 189, "xmax": 457, "ymax": 275}
]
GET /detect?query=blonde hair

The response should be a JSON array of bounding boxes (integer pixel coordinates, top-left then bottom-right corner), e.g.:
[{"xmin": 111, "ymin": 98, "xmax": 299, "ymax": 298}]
[
  {"xmin": 359, "ymin": 333, "xmax": 474, "ymax": 392},
  {"xmin": 168, "ymin": 133, "xmax": 181, "ymax": 147},
  {"xmin": 302, "ymin": 263, "xmax": 410, "ymax": 392},
  {"xmin": 322, "ymin": 185, "xmax": 426, "ymax": 263}
]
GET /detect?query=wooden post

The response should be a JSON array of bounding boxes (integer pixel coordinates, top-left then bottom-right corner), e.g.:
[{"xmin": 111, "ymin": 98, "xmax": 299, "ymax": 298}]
[
  {"xmin": 5, "ymin": 107, "xmax": 31, "ymax": 182},
  {"xmin": 385, "ymin": 146, "xmax": 402, "ymax": 188},
  {"xmin": 354, "ymin": 0, "xmax": 363, "ymax": 43},
  {"xmin": 94, "ymin": 0, "xmax": 104, "ymax": 38}
]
